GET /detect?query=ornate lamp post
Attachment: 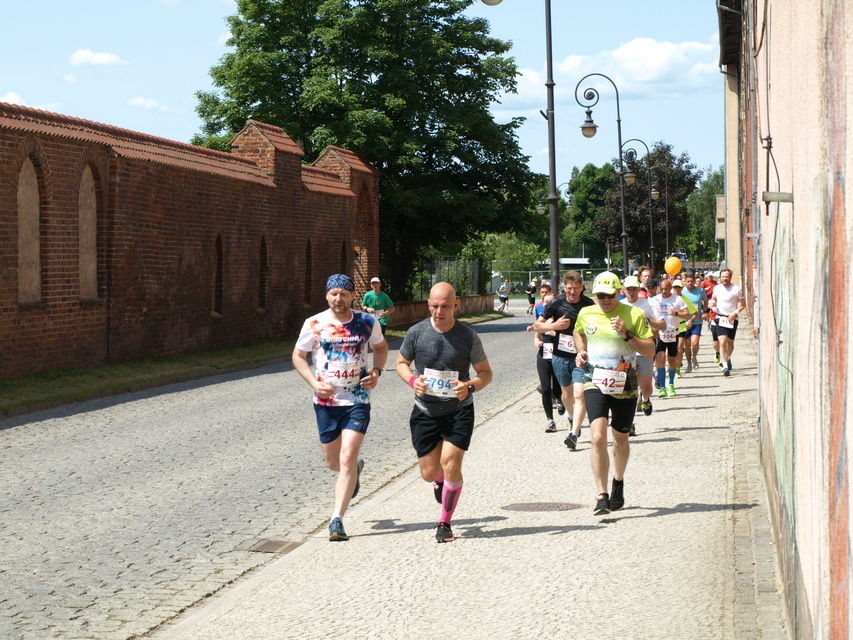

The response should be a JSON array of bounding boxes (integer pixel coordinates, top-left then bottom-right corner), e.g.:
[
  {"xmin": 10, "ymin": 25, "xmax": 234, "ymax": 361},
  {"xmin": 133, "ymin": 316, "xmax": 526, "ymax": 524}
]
[
  {"xmin": 622, "ymin": 138, "xmax": 655, "ymax": 269},
  {"xmin": 575, "ymin": 73, "xmax": 629, "ymax": 276},
  {"xmin": 482, "ymin": 0, "xmax": 560, "ymax": 286}
]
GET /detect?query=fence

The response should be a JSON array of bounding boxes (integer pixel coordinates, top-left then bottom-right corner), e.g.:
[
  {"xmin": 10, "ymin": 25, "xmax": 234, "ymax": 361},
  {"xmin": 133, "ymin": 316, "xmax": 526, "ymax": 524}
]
[{"xmin": 410, "ymin": 257, "xmax": 480, "ymax": 300}]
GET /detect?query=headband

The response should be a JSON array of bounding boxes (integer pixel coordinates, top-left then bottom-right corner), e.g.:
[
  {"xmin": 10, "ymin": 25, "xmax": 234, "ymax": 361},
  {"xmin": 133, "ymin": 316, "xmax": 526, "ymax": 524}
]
[{"xmin": 326, "ymin": 274, "xmax": 355, "ymax": 292}]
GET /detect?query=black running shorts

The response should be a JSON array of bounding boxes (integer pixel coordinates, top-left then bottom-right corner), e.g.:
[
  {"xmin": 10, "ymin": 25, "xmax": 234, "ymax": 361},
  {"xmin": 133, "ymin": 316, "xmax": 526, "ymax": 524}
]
[
  {"xmin": 409, "ymin": 403, "xmax": 475, "ymax": 458},
  {"xmin": 583, "ymin": 389, "xmax": 635, "ymax": 434}
]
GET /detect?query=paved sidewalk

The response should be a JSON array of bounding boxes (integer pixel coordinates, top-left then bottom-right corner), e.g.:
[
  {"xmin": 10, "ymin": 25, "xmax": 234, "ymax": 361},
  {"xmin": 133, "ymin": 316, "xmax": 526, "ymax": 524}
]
[{"xmin": 154, "ymin": 329, "xmax": 790, "ymax": 640}]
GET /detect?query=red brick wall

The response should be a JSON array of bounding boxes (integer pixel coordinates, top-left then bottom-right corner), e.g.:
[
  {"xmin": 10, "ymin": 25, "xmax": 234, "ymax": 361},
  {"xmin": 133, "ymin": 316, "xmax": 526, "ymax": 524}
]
[{"xmin": 0, "ymin": 110, "xmax": 379, "ymax": 379}]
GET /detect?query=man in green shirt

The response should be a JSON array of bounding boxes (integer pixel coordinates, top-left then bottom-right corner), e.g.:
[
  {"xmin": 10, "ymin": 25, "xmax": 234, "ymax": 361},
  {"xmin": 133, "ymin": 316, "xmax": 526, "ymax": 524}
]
[
  {"xmin": 361, "ymin": 277, "xmax": 395, "ymax": 335},
  {"xmin": 573, "ymin": 272, "xmax": 655, "ymax": 516}
]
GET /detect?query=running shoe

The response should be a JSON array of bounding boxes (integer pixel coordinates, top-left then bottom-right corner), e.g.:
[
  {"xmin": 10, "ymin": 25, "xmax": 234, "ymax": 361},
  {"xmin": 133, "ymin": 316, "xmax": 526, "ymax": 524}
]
[
  {"xmin": 693, "ymin": 357, "xmax": 700, "ymax": 370},
  {"xmin": 642, "ymin": 401, "xmax": 653, "ymax": 416},
  {"xmin": 556, "ymin": 401, "xmax": 566, "ymax": 415},
  {"xmin": 667, "ymin": 384, "xmax": 676, "ymax": 398},
  {"xmin": 685, "ymin": 362, "xmax": 692, "ymax": 373},
  {"xmin": 719, "ymin": 362, "xmax": 725, "ymax": 371},
  {"xmin": 628, "ymin": 424, "xmax": 636, "ymax": 437},
  {"xmin": 636, "ymin": 399, "xmax": 643, "ymax": 413},
  {"xmin": 659, "ymin": 388, "xmax": 668, "ymax": 399},
  {"xmin": 676, "ymin": 368, "xmax": 683, "ymax": 378},
  {"xmin": 653, "ymin": 376, "xmax": 660, "ymax": 389},
  {"xmin": 610, "ymin": 479, "xmax": 625, "ymax": 510},
  {"xmin": 714, "ymin": 353, "xmax": 720, "ymax": 363},
  {"xmin": 352, "ymin": 458, "xmax": 364, "ymax": 499},
  {"xmin": 545, "ymin": 420, "xmax": 557, "ymax": 433},
  {"xmin": 565, "ymin": 432, "xmax": 578, "ymax": 450},
  {"xmin": 433, "ymin": 479, "xmax": 443, "ymax": 504},
  {"xmin": 594, "ymin": 493, "xmax": 611, "ymax": 516},
  {"xmin": 723, "ymin": 367, "xmax": 730, "ymax": 377},
  {"xmin": 328, "ymin": 517, "xmax": 349, "ymax": 541},
  {"xmin": 435, "ymin": 521, "xmax": 454, "ymax": 543},
  {"xmin": 727, "ymin": 359, "xmax": 733, "ymax": 370}
]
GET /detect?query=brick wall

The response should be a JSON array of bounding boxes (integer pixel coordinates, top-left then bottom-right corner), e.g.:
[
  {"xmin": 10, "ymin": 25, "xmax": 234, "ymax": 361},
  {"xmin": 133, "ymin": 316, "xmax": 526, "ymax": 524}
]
[{"xmin": 0, "ymin": 105, "xmax": 379, "ymax": 379}]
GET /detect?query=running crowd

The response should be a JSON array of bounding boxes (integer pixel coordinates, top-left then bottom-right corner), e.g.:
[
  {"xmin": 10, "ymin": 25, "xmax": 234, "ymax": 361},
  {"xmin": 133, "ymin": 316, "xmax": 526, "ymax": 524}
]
[{"xmin": 293, "ymin": 267, "xmax": 744, "ymax": 543}]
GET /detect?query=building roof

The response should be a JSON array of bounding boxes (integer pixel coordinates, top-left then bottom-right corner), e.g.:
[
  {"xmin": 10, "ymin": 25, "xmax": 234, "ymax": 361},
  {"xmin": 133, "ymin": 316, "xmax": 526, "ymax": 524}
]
[
  {"xmin": 315, "ymin": 145, "xmax": 380, "ymax": 176},
  {"xmin": 0, "ymin": 102, "xmax": 275, "ymax": 186},
  {"xmin": 717, "ymin": 0, "xmax": 743, "ymax": 67},
  {"xmin": 301, "ymin": 165, "xmax": 355, "ymax": 196},
  {"xmin": 233, "ymin": 119, "xmax": 305, "ymax": 157}
]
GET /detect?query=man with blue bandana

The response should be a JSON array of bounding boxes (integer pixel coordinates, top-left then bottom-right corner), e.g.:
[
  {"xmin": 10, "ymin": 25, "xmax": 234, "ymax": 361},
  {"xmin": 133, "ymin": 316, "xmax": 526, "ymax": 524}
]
[{"xmin": 293, "ymin": 274, "xmax": 389, "ymax": 541}]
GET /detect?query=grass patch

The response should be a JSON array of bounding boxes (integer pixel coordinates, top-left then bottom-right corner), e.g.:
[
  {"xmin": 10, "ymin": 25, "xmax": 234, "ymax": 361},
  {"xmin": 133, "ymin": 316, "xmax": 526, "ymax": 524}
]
[{"xmin": 0, "ymin": 311, "xmax": 505, "ymax": 417}]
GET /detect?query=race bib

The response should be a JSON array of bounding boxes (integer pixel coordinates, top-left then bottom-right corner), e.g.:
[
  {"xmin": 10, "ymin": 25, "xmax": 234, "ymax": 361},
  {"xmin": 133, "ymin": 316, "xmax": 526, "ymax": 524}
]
[
  {"xmin": 557, "ymin": 333, "xmax": 576, "ymax": 353},
  {"xmin": 326, "ymin": 361, "xmax": 362, "ymax": 387},
  {"xmin": 542, "ymin": 343, "xmax": 554, "ymax": 360},
  {"xmin": 423, "ymin": 368, "xmax": 459, "ymax": 398},
  {"xmin": 717, "ymin": 316, "xmax": 734, "ymax": 329},
  {"xmin": 660, "ymin": 329, "xmax": 678, "ymax": 343},
  {"xmin": 592, "ymin": 368, "xmax": 627, "ymax": 395}
]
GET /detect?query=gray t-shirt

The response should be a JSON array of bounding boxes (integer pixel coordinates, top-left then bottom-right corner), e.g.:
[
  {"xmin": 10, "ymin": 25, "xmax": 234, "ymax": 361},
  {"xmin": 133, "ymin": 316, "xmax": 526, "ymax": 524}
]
[{"xmin": 399, "ymin": 318, "xmax": 488, "ymax": 417}]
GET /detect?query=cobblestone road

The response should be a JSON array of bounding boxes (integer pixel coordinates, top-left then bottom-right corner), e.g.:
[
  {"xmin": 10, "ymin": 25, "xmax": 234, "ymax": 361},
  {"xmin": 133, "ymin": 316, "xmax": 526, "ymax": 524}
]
[{"xmin": 1, "ymin": 306, "xmax": 536, "ymax": 640}]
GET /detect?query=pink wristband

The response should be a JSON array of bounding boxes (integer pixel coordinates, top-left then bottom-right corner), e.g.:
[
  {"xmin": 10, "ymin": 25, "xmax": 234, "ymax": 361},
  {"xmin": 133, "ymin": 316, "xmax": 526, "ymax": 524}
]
[{"xmin": 408, "ymin": 375, "xmax": 418, "ymax": 388}]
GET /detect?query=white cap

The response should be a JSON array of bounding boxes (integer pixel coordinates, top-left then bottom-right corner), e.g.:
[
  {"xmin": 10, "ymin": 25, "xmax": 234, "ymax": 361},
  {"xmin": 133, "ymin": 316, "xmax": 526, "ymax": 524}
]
[{"xmin": 370, "ymin": 277, "xmax": 381, "ymax": 283}]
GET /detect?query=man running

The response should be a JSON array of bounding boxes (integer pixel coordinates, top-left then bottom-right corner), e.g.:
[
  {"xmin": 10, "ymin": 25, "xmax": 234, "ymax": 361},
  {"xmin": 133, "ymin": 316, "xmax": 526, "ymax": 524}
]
[
  {"xmin": 532, "ymin": 270, "xmax": 595, "ymax": 448},
  {"xmin": 651, "ymin": 278, "xmax": 690, "ymax": 397},
  {"xmin": 671, "ymin": 279, "xmax": 698, "ymax": 377},
  {"xmin": 525, "ymin": 281, "xmax": 537, "ymax": 314},
  {"xmin": 620, "ymin": 275, "xmax": 665, "ymax": 426},
  {"xmin": 361, "ymin": 276, "xmax": 395, "ymax": 336},
  {"xmin": 709, "ymin": 268, "xmax": 746, "ymax": 376},
  {"xmin": 293, "ymin": 274, "xmax": 389, "ymax": 541},
  {"xmin": 497, "ymin": 279, "xmax": 510, "ymax": 312},
  {"xmin": 680, "ymin": 272, "xmax": 708, "ymax": 370},
  {"xmin": 396, "ymin": 282, "xmax": 493, "ymax": 542},
  {"xmin": 573, "ymin": 272, "xmax": 655, "ymax": 515}
]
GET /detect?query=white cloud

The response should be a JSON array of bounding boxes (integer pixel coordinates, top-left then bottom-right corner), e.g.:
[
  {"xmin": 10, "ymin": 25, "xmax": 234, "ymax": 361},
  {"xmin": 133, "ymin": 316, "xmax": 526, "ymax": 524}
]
[
  {"xmin": 129, "ymin": 96, "xmax": 167, "ymax": 112},
  {"xmin": 70, "ymin": 49, "xmax": 128, "ymax": 66},
  {"xmin": 64, "ymin": 74, "xmax": 77, "ymax": 84},
  {"xmin": 1, "ymin": 92, "xmax": 25, "ymax": 105}
]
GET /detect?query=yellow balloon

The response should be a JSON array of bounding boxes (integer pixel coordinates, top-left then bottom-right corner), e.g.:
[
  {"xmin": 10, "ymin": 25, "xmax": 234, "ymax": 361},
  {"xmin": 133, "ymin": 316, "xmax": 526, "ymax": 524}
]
[{"xmin": 664, "ymin": 256, "xmax": 682, "ymax": 276}]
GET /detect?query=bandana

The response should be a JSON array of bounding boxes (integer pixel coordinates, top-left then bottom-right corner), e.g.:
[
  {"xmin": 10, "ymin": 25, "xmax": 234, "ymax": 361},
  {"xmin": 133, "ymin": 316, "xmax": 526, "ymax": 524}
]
[{"xmin": 326, "ymin": 274, "xmax": 355, "ymax": 292}]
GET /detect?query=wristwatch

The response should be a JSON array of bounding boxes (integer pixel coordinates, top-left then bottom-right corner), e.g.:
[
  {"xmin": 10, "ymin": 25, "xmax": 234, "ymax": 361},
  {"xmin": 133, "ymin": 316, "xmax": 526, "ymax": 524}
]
[
  {"xmin": 371, "ymin": 367, "xmax": 382, "ymax": 376},
  {"xmin": 466, "ymin": 383, "xmax": 476, "ymax": 394},
  {"xmin": 622, "ymin": 330, "xmax": 634, "ymax": 342}
]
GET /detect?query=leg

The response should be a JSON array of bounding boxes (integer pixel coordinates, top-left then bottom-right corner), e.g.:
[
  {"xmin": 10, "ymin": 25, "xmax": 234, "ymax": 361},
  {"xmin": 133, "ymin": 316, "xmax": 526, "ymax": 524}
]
[
  {"xmin": 589, "ymin": 416, "xmax": 610, "ymax": 494},
  {"xmin": 322, "ymin": 429, "xmax": 365, "ymax": 518},
  {"xmin": 611, "ymin": 429, "xmax": 630, "ymax": 481},
  {"xmin": 536, "ymin": 354, "xmax": 555, "ymax": 422}
]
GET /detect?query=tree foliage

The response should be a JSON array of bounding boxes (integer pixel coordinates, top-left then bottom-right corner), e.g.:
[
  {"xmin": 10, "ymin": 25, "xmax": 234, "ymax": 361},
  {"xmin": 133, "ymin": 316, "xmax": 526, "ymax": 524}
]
[
  {"xmin": 193, "ymin": 0, "xmax": 535, "ymax": 299},
  {"xmin": 679, "ymin": 165, "xmax": 724, "ymax": 261}
]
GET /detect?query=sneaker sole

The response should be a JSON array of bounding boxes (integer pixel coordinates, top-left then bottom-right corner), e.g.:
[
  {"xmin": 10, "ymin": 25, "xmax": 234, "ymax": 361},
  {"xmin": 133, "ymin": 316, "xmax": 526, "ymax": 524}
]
[
  {"xmin": 545, "ymin": 427, "xmax": 557, "ymax": 433},
  {"xmin": 594, "ymin": 506, "xmax": 611, "ymax": 516},
  {"xmin": 565, "ymin": 436, "xmax": 577, "ymax": 450},
  {"xmin": 329, "ymin": 532, "xmax": 349, "ymax": 542}
]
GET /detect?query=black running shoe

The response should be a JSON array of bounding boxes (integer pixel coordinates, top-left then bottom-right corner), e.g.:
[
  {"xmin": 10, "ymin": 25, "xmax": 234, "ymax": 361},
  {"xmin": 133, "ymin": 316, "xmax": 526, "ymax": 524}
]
[
  {"xmin": 564, "ymin": 432, "xmax": 578, "ymax": 450},
  {"xmin": 594, "ymin": 493, "xmax": 611, "ymax": 516},
  {"xmin": 351, "ymin": 458, "xmax": 364, "ymax": 499},
  {"xmin": 435, "ymin": 521, "xmax": 454, "ymax": 543},
  {"xmin": 642, "ymin": 401, "xmax": 653, "ymax": 416},
  {"xmin": 556, "ymin": 401, "xmax": 566, "ymax": 416},
  {"xmin": 432, "ymin": 479, "xmax": 443, "ymax": 504},
  {"xmin": 610, "ymin": 479, "xmax": 625, "ymax": 510},
  {"xmin": 328, "ymin": 517, "xmax": 349, "ymax": 541}
]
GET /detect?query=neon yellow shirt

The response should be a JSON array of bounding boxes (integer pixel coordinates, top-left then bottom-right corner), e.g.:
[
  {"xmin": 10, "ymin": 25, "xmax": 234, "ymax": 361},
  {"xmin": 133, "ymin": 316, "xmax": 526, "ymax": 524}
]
[{"xmin": 575, "ymin": 303, "xmax": 653, "ymax": 399}]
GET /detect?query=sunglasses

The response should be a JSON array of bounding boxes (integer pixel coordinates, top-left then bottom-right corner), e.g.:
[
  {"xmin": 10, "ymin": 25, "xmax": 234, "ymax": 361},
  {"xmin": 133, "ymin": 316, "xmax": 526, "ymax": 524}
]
[{"xmin": 595, "ymin": 292, "xmax": 617, "ymax": 300}]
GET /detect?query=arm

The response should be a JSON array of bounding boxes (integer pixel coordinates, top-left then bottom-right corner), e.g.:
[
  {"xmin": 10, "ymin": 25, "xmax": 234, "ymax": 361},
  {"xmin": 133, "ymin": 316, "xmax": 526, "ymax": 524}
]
[
  {"xmin": 359, "ymin": 339, "xmax": 389, "ymax": 390},
  {"xmin": 292, "ymin": 347, "xmax": 335, "ymax": 399},
  {"xmin": 452, "ymin": 358, "xmax": 493, "ymax": 400},
  {"xmin": 573, "ymin": 328, "xmax": 588, "ymax": 368},
  {"xmin": 532, "ymin": 314, "xmax": 570, "ymax": 333},
  {"xmin": 396, "ymin": 352, "xmax": 427, "ymax": 397}
]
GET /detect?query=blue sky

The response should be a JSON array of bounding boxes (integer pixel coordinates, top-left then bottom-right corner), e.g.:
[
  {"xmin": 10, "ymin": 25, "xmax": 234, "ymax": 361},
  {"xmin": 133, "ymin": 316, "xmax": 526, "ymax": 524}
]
[{"xmin": 1, "ymin": 0, "xmax": 722, "ymax": 179}]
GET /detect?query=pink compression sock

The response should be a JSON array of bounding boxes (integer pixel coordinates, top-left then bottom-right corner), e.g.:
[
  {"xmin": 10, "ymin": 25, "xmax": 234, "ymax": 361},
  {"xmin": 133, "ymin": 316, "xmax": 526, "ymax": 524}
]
[{"xmin": 440, "ymin": 479, "xmax": 463, "ymax": 523}]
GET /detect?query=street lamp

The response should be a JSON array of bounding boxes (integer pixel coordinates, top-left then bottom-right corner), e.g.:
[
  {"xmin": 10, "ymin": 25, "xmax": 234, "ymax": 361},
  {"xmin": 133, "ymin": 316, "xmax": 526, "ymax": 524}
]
[
  {"xmin": 575, "ymin": 73, "xmax": 629, "ymax": 276},
  {"xmin": 482, "ymin": 0, "xmax": 561, "ymax": 287},
  {"xmin": 622, "ymin": 138, "xmax": 655, "ymax": 269}
]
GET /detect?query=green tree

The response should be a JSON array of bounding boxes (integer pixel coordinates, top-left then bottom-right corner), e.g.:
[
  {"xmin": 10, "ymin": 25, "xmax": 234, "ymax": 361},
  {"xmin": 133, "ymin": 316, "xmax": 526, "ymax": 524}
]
[
  {"xmin": 678, "ymin": 165, "xmax": 724, "ymax": 262},
  {"xmin": 194, "ymin": 0, "xmax": 534, "ymax": 299},
  {"xmin": 487, "ymin": 232, "xmax": 548, "ymax": 273},
  {"xmin": 565, "ymin": 163, "xmax": 612, "ymax": 267},
  {"xmin": 594, "ymin": 142, "xmax": 701, "ymax": 269}
]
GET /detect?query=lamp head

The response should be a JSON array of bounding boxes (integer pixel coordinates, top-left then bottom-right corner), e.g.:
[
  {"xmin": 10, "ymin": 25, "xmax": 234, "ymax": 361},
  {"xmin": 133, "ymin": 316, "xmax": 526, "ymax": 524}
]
[
  {"xmin": 481, "ymin": 0, "xmax": 503, "ymax": 5},
  {"xmin": 623, "ymin": 170, "xmax": 637, "ymax": 185},
  {"xmin": 651, "ymin": 188, "xmax": 660, "ymax": 200},
  {"xmin": 580, "ymin": 109, "xmax": 598, "ymax": 138},
  {"xmin": 536, "ymin": 203, "xmax": 546, "ymax": 215}
]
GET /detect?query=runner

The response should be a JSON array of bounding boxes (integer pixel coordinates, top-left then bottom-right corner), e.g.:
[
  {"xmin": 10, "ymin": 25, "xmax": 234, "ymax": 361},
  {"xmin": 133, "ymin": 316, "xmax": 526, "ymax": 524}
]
[
  {"xmin": 395, "ymin": 282, "xmax": 493, "ymax": 542},
  {"xmin": 671, "ymin": 279, "xmax": 698, "ymax": 378},
  {"xmin": 680, "ymin": 272, "xmax": 708, "ymax": 371},
  {"xmin": 620, "ymin": 275, "xmax": 666, "ymax": 430},
  {"xmin": 709, "ymin": 268, "xmax": 746, "ymax": 376},
  {"xmin": 497, "ymin": 279, "xmax": 510, "ymax": 313},
  {"xmin": 573, "ymin": 272, "xmax": 655, "ymax": 515},
  {"xmin": 361, "ymin": 277, "xmax": 395, "ymax": 336},
  {"xmin": 532, "ymin": 270, "xmax": 595, "ymax": 448},
  {"xmin": 650, "ymin": 277, "xmax": 690, "ymax": 398},
  {"xmin": 636, "ymin": 265, "xmax": 653, "ymax": 299},
  {"xmin": 531, "ymin": 290, "xmax": 563, "ymax": 432},
  {"xmin": 702, "ymin": 271, "xmax": 722, "ymax": 364},
  {"xmin": 525, "ymin": 281, "xmax": 537, "ymax": 315},
  {"xmin": 292, "ymin": 274, "xmax": 389, "ymax": 542}
]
